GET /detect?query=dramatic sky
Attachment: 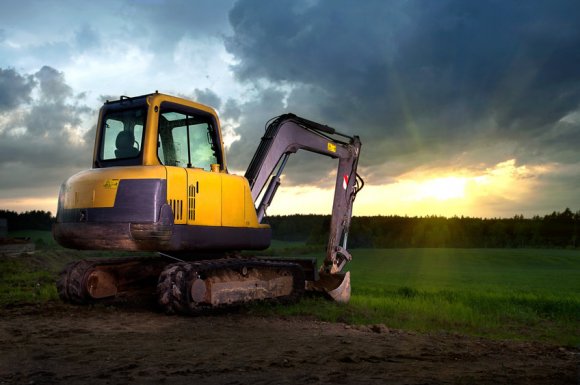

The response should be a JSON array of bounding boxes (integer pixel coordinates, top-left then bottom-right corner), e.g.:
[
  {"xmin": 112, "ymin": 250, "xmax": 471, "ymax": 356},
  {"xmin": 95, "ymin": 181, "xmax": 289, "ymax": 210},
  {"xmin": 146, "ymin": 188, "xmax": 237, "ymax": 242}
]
[{"xmin": 1, "ymin": 0, "xmax": 579, "ymax": 218}]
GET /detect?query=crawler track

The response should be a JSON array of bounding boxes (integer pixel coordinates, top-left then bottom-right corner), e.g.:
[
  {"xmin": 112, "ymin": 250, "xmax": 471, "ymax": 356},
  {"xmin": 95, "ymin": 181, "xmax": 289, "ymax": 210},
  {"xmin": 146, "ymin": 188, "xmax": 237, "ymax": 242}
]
[
  {"xmin": 157, "ymin": 259, "xmax": 305, "ymax": 315},
  {"xmin": 57, "ymin": 256, "xmax": 305, "ymax": 314},
  {"xmin": 57, "ymin": 256, "xmax": 169, "ymax": 304},
  {"xmin": 57, "ymin": 259, "xmax": 94, "ymax": 304}
]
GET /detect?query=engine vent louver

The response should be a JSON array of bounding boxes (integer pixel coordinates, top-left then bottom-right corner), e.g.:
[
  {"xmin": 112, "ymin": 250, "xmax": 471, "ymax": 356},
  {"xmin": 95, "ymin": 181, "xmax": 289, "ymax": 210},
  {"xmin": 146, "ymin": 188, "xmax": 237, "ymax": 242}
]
[
  {"xmin": 169, "ymin": 199, "xmax": 183, "ymax": 221},
  {"xmin": 188, "ymin": 182, "xmax": 199, "ymax": 221}
]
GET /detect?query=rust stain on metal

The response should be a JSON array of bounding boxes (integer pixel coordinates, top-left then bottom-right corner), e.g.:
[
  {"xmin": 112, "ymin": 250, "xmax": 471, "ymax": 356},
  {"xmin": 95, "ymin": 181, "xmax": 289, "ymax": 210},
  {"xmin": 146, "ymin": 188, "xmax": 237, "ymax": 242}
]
[
  {"xmin": 86, "ymin": 270, "xmax": 118, "ymax": 299},
  {"xmin": 189, "ymin": 266, "xmax": 294, "ymax": 306}
]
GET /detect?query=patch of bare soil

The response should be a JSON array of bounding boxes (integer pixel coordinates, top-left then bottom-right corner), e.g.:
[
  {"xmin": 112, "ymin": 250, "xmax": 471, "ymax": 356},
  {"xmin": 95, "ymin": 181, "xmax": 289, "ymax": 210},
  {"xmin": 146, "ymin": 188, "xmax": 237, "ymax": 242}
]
[{"xmin": 0, "ymin": 303, "xmax": 578, "ymax": 385}]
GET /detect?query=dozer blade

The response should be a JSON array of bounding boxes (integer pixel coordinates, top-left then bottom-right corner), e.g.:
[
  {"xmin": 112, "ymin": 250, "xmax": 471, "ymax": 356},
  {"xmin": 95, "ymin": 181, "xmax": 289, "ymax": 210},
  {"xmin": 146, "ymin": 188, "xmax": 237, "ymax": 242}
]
[{"xmin": 307, "ymin": 271, "xmax": 351, "ymax": 303}]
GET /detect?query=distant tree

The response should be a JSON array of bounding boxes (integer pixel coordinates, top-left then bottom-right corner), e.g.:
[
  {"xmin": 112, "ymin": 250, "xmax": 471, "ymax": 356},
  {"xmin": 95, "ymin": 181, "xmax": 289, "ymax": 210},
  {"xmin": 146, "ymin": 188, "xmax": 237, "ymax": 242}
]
[{"xmin": 0, "ymin": 210, "xmax": 54, "ymax": 231}]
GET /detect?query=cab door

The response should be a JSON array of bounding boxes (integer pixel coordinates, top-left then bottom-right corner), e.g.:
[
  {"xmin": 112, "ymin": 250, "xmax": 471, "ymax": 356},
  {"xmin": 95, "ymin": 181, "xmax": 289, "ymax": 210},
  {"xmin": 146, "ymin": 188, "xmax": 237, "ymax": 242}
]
[{"xmin": 157, "ymin": 104, "xmax": 223, "ymax": 226}]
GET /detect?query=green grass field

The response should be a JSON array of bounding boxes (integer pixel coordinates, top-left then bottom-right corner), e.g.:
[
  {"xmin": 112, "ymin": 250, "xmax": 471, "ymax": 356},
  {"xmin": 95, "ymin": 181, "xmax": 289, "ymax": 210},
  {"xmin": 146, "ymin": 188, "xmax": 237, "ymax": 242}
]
[
  {"xmin": 1, "ymin": 232, "xmax": 579, "ymax": 346},
  {"xmin": 257, "ymin": 247, "xmax": 580, "ymax": 347},
  {"xmin": 7, "ymin": 230, "xmax": 59, "ymax": 247}
]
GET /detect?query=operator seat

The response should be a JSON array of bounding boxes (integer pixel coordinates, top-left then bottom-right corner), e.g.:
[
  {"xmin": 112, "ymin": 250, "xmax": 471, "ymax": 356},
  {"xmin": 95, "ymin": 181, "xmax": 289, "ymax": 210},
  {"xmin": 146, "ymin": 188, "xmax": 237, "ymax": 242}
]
[{"xmin": 115, "ymin": 130, "xmax": 139, "ymax": 158}]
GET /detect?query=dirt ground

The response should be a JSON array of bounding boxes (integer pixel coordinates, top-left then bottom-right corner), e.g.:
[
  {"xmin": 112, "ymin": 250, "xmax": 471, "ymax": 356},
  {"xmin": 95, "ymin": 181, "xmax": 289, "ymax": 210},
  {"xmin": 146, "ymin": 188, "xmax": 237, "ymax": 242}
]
[{"xmin": 0, "ymin": 303, "xmax": 577, "ymax": 385}]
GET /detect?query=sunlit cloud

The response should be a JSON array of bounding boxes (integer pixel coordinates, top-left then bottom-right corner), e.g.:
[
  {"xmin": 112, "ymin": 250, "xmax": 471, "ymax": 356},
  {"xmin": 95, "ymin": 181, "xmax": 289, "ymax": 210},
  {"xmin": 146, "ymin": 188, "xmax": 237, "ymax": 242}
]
[
  {"xmin": 65, "ymin": 43, "xmax": 154, "ymax": 101},
  {"xmin": 265, "ymin": 159, "xmax": 557, "ymax": 218},
  {"xmin": 0, "ymin": 197, "xmax": 57, "ymax": 214},
  {"xmin": 267, "ymin": 185, "xmax": 336, "ymax": 216},
  {"xmin": 359, "ymin": 159, "xmax": 557, "ymax": 217}
]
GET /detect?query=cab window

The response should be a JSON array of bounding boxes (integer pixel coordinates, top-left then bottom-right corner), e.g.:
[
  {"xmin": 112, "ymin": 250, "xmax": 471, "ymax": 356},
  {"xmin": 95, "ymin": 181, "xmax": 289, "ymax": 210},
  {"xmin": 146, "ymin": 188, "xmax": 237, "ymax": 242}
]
[
  {"xmin": 157, "ymin": 108, "xmax": 220, "ymax": 170},
  {"xmin": 100, "ymin": 108, "xmax": 145, "ymax": 161}
]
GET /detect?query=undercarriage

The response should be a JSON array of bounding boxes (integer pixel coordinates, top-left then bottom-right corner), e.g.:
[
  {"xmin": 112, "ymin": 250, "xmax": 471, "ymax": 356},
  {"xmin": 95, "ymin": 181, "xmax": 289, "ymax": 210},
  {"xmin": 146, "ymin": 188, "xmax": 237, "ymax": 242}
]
[{"xmin": 57, "ymin": 254, "xmax": 346, "ymax": 314}]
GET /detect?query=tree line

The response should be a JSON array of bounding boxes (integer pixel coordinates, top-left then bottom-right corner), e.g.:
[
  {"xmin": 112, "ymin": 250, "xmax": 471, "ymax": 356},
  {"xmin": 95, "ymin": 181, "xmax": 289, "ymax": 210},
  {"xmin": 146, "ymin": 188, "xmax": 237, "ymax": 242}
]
[
  {"xmin": 2, "ymin": 208, "xmax": 579, "ymax": 248},
  {"xmin": 265, "ymin": 208, "xmax": 580, "ymax": 248},
  {"xmin": 0, "ymin": 210, "xmax": 54, "ymax": 232}
]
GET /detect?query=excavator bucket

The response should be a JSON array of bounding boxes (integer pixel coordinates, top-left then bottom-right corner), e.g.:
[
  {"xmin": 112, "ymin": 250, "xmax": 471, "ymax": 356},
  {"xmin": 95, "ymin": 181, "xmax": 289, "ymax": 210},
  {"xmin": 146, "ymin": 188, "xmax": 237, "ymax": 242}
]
[{"xmin": 308, "ymin": 271, "xmax": 351, "ymax": 303}]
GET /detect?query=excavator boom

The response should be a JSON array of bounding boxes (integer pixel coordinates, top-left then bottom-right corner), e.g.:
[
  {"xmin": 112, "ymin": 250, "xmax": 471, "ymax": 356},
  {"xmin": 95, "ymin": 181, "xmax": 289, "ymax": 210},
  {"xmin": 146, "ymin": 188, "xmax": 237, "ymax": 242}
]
[{"xmin": 246, "ymin": 114, "xmax": 362, "ymax": 281}]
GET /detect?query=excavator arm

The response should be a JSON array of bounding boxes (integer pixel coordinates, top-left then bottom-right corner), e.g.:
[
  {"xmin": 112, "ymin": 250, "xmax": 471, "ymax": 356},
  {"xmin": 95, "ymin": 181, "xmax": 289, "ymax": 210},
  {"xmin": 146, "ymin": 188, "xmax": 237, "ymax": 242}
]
[{"xmin": 245, "ymin": 114, "xmax": 363, "ymax": 301}]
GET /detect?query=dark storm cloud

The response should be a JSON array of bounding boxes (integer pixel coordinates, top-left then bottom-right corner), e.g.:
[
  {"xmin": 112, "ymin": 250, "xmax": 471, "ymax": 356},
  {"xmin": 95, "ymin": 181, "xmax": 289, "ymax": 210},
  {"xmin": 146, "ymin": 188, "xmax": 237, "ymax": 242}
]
[
  {"xmin": 226, "ymin": 0, "xmax": 580, "ymax": 170},
  {"xmin": 35, "ymin": 66, "xmax": 73, "ymax": 102},
  {"xmin": 222, "ymin": 98, "xmax": 242, "ymax": 121},
  {"xmin": 0, "ymin": 68, "xmax": 36, "ymax": 112},
  {"xmin": 192, "ymin": 88, "xmax": 222, "ymax": 110},
  {"xmin": 134, "ymin": 0, "xmax": 236, "ymax": 50},
  {"xmin": 225, "ymin": 86, "xmax": 340, "ymax": 186},
  {"xmin": 227, "ymin": 87, "xmax": 287, "ymax": 171},
  {"xmin": 19, "ymin": 67, "xmax": 92, "ymax": 146},
  {"xmin": 151, "ymin": 0, "xmax": 235, "ymax": 34},
  {"xmin": 0, "ymin": 66, "xmax": 94, "ymax": 191}
]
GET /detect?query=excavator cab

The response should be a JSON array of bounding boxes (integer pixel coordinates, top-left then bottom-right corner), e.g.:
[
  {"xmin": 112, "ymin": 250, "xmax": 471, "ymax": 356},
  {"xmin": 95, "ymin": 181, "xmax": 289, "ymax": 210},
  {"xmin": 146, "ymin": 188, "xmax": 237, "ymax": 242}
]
[
  {"xmin": 95, "ymin": 94, "xmax": 223, "ymax": 169},
  {"xmin": 54, "ymin": 93, "xmax": 270, "ymax": 252}
]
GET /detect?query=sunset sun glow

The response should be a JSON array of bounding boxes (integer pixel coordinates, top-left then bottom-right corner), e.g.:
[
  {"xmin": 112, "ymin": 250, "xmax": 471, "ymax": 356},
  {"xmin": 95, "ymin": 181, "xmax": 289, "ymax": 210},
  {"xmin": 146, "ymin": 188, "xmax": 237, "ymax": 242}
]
[
  {"xmin": 266, "ymin": 159, "xmax": 554, "ymax": 218},
  {"xmin": 409, "ymin": 176, "xmax": 467, "ymax": 202}
]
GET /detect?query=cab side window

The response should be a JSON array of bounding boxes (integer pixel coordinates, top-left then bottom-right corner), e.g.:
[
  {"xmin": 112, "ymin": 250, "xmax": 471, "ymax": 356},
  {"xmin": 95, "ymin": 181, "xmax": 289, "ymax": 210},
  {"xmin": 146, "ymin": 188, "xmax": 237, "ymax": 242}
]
[{"xmin": 157, "ymin": 109, "xmax": 219, "ymax": 170}]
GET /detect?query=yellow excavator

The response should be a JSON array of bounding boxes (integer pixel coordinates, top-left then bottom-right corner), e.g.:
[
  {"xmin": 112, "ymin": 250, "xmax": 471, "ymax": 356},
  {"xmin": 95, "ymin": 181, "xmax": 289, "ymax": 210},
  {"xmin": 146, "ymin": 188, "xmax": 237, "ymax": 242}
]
[{"xmin": 53, "ymin": 92, "xmax": 362, "ymax": 314}]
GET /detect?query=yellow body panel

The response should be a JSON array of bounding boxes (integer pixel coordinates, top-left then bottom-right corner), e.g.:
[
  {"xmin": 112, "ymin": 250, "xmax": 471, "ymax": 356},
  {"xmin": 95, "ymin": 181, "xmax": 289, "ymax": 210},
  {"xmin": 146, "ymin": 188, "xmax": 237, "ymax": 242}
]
[
  {"xmin": 244, "ymin": 183, "xmax": 265, "ymax": 228},
  {"xmin": 164, "ymin": 166, "xmax": 262, "ymax": 228},
  {"xmin": 165, "ymin": 166, "xmax": 187, "ymax": 224},
  {"xmin": 222, "ymin": 175, "xmax": 245, "ymax": 227},
  {"xmin": 63, "ymin": 166, "xmax": 166, "ymax": 209},
  {"xmin": 185, "ymin": 168, "xmax": 222, "ymax": 226},
  {"xmin": 61, "ymin": 163, "xmax": 263, "ymax": 229}
]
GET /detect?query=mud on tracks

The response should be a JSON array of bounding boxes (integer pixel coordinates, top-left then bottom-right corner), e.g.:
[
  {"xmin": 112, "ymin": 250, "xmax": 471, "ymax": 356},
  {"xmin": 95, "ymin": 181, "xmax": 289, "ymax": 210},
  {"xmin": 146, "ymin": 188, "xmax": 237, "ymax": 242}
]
[{"xmin": 0, "ymin": 303, "xmax": 578, "ymax": 384}]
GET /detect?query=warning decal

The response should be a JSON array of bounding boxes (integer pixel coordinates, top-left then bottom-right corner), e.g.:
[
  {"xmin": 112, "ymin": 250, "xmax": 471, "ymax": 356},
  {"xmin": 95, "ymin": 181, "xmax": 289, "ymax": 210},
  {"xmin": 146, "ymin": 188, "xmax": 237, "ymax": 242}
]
[
  {"xmin": 103, "ymin": 179, "xmax": 120, "ymax": 189},
  {"xmin": 343, "ymin": 175, "xmax": 349, "ymax": 190}
]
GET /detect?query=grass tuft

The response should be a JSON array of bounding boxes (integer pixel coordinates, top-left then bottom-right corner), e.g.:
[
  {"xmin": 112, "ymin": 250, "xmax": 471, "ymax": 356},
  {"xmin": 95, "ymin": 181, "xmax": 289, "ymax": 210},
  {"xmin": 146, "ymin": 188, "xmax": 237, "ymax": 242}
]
[{"xmin": 0, "ymin": 258, "xmax": 59, "ymax": 305}]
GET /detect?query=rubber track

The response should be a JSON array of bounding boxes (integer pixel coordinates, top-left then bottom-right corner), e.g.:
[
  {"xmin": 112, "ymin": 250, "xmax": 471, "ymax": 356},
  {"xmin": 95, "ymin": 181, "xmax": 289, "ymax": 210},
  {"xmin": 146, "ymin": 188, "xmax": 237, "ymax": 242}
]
[
  {"xmin": 57, "ymin": 259, "xmax": 94, "ymax": 304},
  {"xmin": 157, "ymin": 258, "xmax": 305, "ymax": 315},
  {"xmin": 57, "ymin": 256, "xmax": 167, "ymax": 305}
]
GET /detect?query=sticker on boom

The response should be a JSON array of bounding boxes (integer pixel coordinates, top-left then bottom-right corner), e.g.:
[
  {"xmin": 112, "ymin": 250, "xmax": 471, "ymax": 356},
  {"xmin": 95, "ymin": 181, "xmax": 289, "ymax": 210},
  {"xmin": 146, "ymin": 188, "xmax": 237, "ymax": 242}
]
[
  {"xmin": 327, "ymin": 142, "xmax": 337, "ymax": 153},
  {"xmin": 103, "ymin": 179, "xmax": 120, "ymax": 189}
]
